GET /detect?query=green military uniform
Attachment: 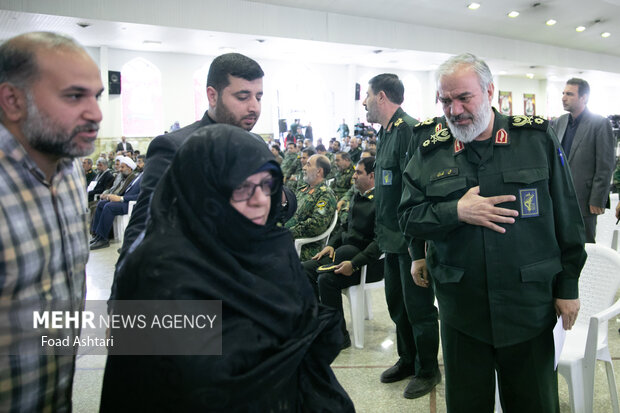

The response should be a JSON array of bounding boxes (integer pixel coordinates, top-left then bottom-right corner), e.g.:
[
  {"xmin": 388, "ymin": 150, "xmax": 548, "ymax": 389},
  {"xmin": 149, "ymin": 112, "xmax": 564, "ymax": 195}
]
[
  {"xmin": 374, "ymin": 107, "xmax": 439, "ymax": 379},
  {"xmin": 281, "ymin": 152, "xmax": 300, "ymax": 181},
  {"xmin": 613, "ymin": 160, "xmax": 620, "ymax": 191},
  {"xmin": 398, "ymin": 111, "xmax": 587, "ymax": 412},
  {"xmin": 337, "ymin": 186, "xmax": 356, "ymax": 224},
  {"xmin": 85, "ymin": 168, "xmax": 97, "ymax": 187},
  {"xmin": 285, "ymin": 181, "xmax": 337, "ymax": 261},
  {"xmin": 330, "ymin": 164, "xmax": 354, "ymax": 201},
  {"xmin": 286, "ymin": 168, "xmax": 305, "ymax": 195},
  {"xmin": 348, "ymin": 147, "xmax": 362, "ymax": 164}
]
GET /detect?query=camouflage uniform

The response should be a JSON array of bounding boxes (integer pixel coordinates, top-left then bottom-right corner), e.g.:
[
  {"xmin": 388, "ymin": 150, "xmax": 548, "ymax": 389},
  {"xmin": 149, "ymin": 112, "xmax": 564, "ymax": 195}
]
[
  {"xmin": 285, "ymin": 180, "xmax": 337, "ymax": 261},
  {"xmin": 614, "ymin": 160, "xmax": 620, "ymax": 191},
  {"xmin": 281, "ymin": 152, "xmax": 300, "ymax": 181},
  {"xmin": 330, "ymin": 164, "xmax": 354, "ymax": 201},
  {"xmin": 286, "ymin": 168, "xmax": 305, "ymax": 194}
]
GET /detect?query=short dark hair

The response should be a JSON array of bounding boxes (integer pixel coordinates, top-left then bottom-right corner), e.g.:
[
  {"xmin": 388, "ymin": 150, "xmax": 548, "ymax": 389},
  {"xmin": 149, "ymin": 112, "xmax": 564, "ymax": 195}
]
[
  {"xmin": 316, "ymin": 144, "xmax": 326, "ymax": 152},
  {"xmin": 315, "ymin": 155, "xmax": 331, "ymax": 178},
  {"xmin": 336, "ymin": 151, "xmax": 351, "ymax": 162},
  {"xmin": 302, "ymin": 148, "xmax": 316, "ymax": 157},
  {"xmin": 137, "ymin": 154, "xmax": 146, "ymax": 161},
  {"xmin": 566, "ymin": 78, "xmax": 590, "ymax": 98},
  {"xmin": 358, "ymin": 156, "xmax": 375, "ymax": 174},
  {"xmin": 207, "ymin": 53, "xmax": 264, "ymax": 93},
  {"xmin": 368, "ymin": 73, "xmax": 404, "ymax": 105}
]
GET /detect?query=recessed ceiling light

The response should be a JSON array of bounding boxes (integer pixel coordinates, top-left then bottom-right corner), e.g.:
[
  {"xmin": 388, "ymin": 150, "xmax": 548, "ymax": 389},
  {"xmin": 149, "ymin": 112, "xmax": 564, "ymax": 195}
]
[
  {"xmin": 508, "ymin": 11, "xmax": 520, "ymax": 18},
  {"xmin": 526, "ymin": 73, "xmax": 534, "ymax": 79},
  {"xmin": 576, "ymin": 26, "xmax": 586, "ymax": 32},
  {"xmin": 76, "ymin": 22, "xmax": 91, "ymax": 28},
  {"xmin": 142, "ymin": 40, "xmax": 161, "ymax": 45},
  {"xmin": 468, "ymin": 3, "xmax": 480, "ymax": 10},
  {"xmin": 546, "ymin": 19, "xmax": 557, "ymax": 26},
  {"xmin": 601, "ymin": 32, "xmax": 611, "ymax": 38}
]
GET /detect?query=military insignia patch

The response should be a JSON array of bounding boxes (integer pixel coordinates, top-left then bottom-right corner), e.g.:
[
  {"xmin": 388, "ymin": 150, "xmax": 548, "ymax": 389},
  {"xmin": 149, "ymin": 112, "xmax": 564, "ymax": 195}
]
[
  {"xmin": 394, "ymin": 118, "xmax": 403, "ymax": 127},
  {"xmin": 519, "ymin": 188, "xmax": 539, "ymax": 218},
  {"xmin": 382, "ymin": 170, "xmax": 393, "ymax": 185},
  {"xmin": 435, "ymin": 123, "xmax": 442, "ymax": 132},
  {"xmin": 495, "ymin": 129, "xmax": 509, "ymax": 145},
  {"xmin": 454, "ymin": 140, "xmax": 464, "ymax": 154},
  {"xmin": 316, "ymin": 200, "xmax": 326, "ymax": 208}
]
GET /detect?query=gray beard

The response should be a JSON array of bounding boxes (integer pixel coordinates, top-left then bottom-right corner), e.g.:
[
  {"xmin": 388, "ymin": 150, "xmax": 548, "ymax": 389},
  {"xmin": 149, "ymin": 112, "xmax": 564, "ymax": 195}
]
[{"xmin": 446, "ymin": 99, "xmax": 492, "ymax": 143}]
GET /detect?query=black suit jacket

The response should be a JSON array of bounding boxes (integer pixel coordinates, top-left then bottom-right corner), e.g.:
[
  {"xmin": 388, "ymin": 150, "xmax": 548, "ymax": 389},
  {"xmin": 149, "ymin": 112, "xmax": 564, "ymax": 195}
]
[
  {"xmin": 116, "ymin": 141, "xmax": 134, "ymax": 152},
  {"xmin": 119, "ymin": 111, "xmax": 216, "ymax": 257},
  {"xmin": 88, "ymin": 169, "xmax": 115, "ymax": 202}
]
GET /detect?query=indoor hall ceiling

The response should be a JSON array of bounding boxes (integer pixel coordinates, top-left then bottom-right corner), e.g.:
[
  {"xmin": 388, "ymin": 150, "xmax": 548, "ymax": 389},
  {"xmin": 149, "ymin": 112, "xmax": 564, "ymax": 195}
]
[
  {"xmin": 250, "ymin": 0, "xmax": 620, "ymax": 57},
  {"xmin": 0, "ymin": 2, "xmax": 619, "ymax": 83}
]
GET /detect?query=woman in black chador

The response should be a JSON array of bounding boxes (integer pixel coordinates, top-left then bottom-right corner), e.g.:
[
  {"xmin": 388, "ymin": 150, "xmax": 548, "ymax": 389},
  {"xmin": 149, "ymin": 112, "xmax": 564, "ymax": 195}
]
[{"xmin": 100, "ymin": 124, "xmax": 354, "ymax": 412}]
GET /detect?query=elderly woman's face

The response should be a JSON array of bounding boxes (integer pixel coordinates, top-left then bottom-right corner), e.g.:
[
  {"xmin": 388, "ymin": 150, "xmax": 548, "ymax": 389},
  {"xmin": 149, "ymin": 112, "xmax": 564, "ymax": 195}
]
[{"xmin": 229, "ymin": 171, "xmax": 273, "ymax": 225}]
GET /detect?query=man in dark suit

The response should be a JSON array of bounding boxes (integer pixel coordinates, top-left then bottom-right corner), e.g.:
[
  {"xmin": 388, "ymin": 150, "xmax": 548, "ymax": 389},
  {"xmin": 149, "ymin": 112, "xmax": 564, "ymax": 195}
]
[
  {"xmin": 551, "ymin": 78, "xmax": 615, "ymax": 243},
  {"xmin": 115, "ymin": 136, "xmax": 133, "ymax": 152},
  {"xmin": 87, "ymin": 157, "xmax": 115, "ymax": 202},
  {"xmin": 90, "ymin": 156, "xmax": 141, "ymax": 250}
]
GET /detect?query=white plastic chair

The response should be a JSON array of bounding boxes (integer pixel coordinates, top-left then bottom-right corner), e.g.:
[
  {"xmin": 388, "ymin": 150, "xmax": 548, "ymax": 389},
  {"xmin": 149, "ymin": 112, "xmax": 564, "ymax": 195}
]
[
  {"xmin": 294, "ymin": 210, "xmax": 338, "ymax": 257},
  {"xmin": 558, "ymin": 243, "xmax": 620, "ymax": 413},
  {"xmin": 342, "ymin": 253, "xmax": 385, "ymax": 349},
  {"xmin": 113, "ymin": 200, "xmax": 136, "ymax": 243}
]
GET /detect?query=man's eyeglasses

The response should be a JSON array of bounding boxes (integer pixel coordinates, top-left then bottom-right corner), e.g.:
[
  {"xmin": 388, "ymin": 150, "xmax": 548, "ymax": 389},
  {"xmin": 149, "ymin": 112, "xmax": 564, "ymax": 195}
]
[{"xmin": 231, "ymin": 177, "xmax": 278, "ymax": 202}]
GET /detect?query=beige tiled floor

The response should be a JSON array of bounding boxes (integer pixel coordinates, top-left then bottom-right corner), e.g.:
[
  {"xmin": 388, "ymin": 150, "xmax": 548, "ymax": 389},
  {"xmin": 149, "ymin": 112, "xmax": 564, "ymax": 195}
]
[{"xmin": 74, "ymin": 201, "xmax": 620, "ymax": 412}]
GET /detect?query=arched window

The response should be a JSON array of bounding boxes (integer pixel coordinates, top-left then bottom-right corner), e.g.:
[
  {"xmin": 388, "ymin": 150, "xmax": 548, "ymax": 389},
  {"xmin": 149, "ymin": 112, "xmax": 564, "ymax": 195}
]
[
  {"xmin": 193, "ymin": 64, "xmax": 210, "ymax": 121},
  {"xmin": 121, "ymin": 58, "xmax": 163, "ymax": 136}
]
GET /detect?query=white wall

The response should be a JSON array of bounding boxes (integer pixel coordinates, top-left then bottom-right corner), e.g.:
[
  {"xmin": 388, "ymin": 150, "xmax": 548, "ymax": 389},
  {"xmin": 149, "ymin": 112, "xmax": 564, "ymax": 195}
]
[
  {"xmin": 495, "ymin": 76, "xmax": 548, "ymax": 118},
  {"xmin": 88, "ymin": 46, "xmax": 440, "ymax": 141}
]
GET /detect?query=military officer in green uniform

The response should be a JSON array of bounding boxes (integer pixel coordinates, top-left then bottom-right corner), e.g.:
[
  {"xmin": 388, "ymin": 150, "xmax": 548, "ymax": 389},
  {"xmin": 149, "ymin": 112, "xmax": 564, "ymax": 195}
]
[
  {"xmin": 281, "ymin": 141, "xmax": 300, "ymax": 182},
  {"xmin": 331, "ymin": 152, "xmax": 355, "ymax": 201},
  {"xmin": 398, "ymin": 53, "xmax": 586, "ymax": 413},
  {"xmin": 348, "ymin": 137, "xmax": 363, "ymax": 164},
  {"xmin": 286, "ymin": 148, "xmax": 315, "ymax": 195},
  {"xmin": 364, "ymin": 73, "xmax": 440, "ymax": 399},
  {"xmin": 285, "ymin": 154, "xmax": 337, "ymax": 261}
]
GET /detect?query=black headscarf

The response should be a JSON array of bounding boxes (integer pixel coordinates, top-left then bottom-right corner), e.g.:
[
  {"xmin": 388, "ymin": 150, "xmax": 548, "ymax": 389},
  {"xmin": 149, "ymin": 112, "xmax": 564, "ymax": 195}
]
[{"xmin": 100, "ymin": 124, "xmax": 354, "ymax": 412}]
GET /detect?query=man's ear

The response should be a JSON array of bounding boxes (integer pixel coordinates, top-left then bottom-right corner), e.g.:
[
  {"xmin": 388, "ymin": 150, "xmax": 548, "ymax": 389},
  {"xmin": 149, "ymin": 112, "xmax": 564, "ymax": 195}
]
[
  {"xmin": 0, "ymin": 83, "xmax": 27, "ymax": 122},
  {"xmin": 369, "ymin": 171, "xmax": 375, "ymax": 181},
  {"xmin": 206, "ymin": 86, "xmax": 218, "ymax": 109}
]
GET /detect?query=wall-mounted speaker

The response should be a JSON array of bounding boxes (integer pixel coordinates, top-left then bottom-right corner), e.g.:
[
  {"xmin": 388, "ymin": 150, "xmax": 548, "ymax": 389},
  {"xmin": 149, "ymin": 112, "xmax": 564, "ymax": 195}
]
[{"xmin": 108, "ymin": 71, "xmax": 121, "ymax": 95}]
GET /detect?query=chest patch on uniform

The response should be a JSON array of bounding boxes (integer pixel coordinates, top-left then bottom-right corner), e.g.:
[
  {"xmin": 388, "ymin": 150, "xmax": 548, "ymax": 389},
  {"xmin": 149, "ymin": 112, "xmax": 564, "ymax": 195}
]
[
  {"xmin": 382, "ymin": 170, "xmax": 393, "ymax": 185},
  {"xmin": 519, "ymin": 188, "xmax": 539, "ymax": 217},
  {"xmin": 430, "ymin": 168, "xmax": 459, "ymax": 181},
  {"xmin": 454, "ymin": 140, "xmax": 464, "ymax": 154},
  {"xmin": 495, "ymin": 129, "xmax": 509, "ymax": 145}
]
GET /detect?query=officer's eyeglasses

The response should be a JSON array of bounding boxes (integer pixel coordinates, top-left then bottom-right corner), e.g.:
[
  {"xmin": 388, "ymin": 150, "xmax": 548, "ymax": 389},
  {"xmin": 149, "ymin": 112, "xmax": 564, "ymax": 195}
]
[{"xmin": 231, "ymin": 177, "xmax": 278, "ymax": 202}]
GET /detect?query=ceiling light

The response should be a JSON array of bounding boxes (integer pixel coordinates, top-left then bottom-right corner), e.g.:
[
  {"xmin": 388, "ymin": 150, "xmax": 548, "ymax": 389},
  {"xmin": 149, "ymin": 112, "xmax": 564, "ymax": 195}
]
[
  {"xmin": 601, "ymin": 32, "xmax": 611, "ymax": 38},
  {"xmin": 468, "ymin": 3, "xmax": 480, "ymax": 10},
  {"xmin": 546, "ymin": 19, "xmax": 557, "ymax": 26},
  {"xmin": 526, "ymin": 73, "xmax": 534, "ymax": 79},
  {"xmin": 142, "ymin": 40, "xmax": 161, "ymax": 45},
  {"xmin": 576, "ymin": 26, "xmax": 586, "ymax": 32},
  {"xmin": 508, "ymin": 11, "xmax": 520, "ymax": 18},
  {"xmin": 76, "ymin": 22, "xmax": 91, "ymax": 28}
]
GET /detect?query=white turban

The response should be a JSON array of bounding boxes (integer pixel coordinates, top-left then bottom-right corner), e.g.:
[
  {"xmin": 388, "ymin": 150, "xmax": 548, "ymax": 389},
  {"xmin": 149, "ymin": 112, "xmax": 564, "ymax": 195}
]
[{"xmin": 119, "ymin": 156, "xmax": 136, "ymax": 170}]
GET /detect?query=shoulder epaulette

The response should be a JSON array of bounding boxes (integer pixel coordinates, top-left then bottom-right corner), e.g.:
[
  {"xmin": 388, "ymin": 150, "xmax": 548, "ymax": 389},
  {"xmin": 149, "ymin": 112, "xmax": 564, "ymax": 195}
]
[
  {"xmin": 419, "ymin": 127, "xmax": 453, "ymax": 155},
  {"xmin": 414, "ymin": 117, "xmax": 437, "ymax": 128},
  {"xmin": 509, "ymin": 115, "xmax": 548, "ymax": 131}
]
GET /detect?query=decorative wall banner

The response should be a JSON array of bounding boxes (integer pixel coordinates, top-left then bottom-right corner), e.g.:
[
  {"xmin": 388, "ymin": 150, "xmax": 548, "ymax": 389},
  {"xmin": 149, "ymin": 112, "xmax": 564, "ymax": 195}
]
[
  {"xmin": 499, "ymin": 91, "xmax": 512, "ymax": 116},
  {"xmin": 524, "ymin": 93, "xmax": 536, "ymax": 116}
]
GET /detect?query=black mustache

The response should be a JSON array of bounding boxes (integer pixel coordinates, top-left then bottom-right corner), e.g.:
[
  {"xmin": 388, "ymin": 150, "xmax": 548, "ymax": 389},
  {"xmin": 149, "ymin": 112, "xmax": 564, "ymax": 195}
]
[{"xmin": 73, "ymin": 122, "xmax": 99, "ymax": 134}]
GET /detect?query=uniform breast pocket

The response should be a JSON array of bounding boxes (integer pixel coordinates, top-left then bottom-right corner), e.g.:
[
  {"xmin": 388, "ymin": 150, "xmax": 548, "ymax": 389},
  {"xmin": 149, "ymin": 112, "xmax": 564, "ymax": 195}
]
[
  {"xmin": 502, "ymin": 167, "xmax": 549, "ymax": 218},
  {"xmin": 426, "ymin": 176, "xmax": 467, "ymax": 200}
]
